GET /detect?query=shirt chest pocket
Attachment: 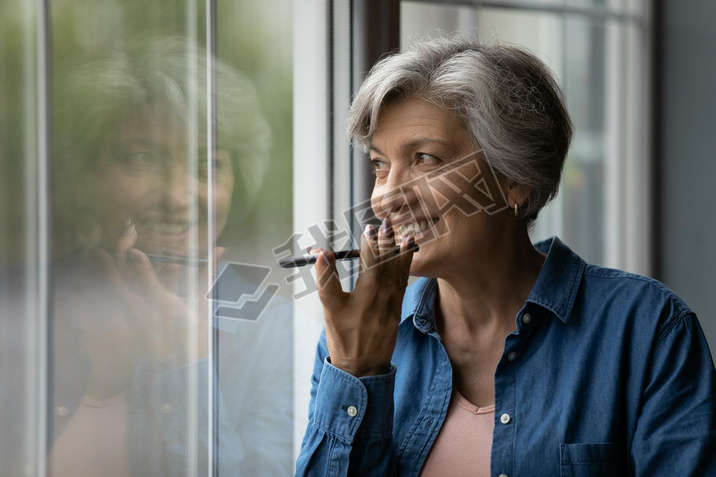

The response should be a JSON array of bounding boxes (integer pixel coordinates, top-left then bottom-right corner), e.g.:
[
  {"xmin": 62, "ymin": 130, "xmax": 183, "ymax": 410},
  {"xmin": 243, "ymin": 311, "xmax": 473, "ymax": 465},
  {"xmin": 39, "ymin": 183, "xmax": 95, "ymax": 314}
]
[{"xmin": 560, "ymin": 443, "xmax": 627, "ymax": 477}]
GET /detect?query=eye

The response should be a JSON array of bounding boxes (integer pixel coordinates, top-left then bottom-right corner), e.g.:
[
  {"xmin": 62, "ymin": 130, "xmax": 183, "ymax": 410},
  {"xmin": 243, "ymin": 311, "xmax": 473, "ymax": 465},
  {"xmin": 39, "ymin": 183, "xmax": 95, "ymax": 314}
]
[
  {"xmin": 196, "ymin": 150, "xmax": 232, "ymax": 180},
  {"xmin": 370, "ymin": 158, "xmax": 389, "ymax": 176},
  {"xmin": 416, "ymin": 153, "xmax": 441, "ymax": 166},
  {"xmin": 124, "ymin": 150, "xmax": 161, "ymax": 172},
  {"xmin": 128, "ymin": 151, "xmax": 153, "ymax": 163}
]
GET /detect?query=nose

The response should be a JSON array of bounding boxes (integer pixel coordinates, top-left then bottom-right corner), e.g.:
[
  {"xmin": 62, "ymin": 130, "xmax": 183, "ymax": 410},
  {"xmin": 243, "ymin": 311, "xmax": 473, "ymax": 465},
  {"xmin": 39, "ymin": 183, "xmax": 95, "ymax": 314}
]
[
  {"xmin": 157, "ymin": 163, "xmax": 192, "ymax": 212},
  {"xmin": 372, "ymin": 165, "xmax": 419, "ymax": 221}
]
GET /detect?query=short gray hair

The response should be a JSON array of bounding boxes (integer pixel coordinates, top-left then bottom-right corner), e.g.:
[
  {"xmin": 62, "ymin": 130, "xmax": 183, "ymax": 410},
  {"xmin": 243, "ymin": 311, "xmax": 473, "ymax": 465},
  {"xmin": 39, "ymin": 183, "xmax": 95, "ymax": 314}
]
[
  {"xmin": 55, "ymin": 36, "xmax": 271, "ymax": 199},
  {"xmin": 53, "ymin": 36, "xmax": 271, "ymax": 245},
  {"xmin": 347, "ymin": 35, "xmax": 573, "ymax": 222}
]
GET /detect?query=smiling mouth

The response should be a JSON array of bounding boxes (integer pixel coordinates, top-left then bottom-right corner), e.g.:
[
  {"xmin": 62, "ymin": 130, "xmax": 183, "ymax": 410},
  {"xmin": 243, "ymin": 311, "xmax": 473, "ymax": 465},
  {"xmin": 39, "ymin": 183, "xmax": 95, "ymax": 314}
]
[
  {"xmin": 137, "ymin": 219, "xmax": 193, "ymax": 235},
  {"xmin": 396, "ymin": 218, "xmax": 439, "ymax": 239}
]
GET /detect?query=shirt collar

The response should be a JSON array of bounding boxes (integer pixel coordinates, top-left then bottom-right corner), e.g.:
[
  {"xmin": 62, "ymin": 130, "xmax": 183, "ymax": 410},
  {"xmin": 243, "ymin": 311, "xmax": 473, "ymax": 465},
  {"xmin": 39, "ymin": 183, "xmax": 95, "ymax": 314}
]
[
  {"xmin": 401, "ymin": 277, "xmax": 438, "ymax": 333},
  {"xmin": 401, "ymin": 236, "xmax": 586, "ymax": 331},
  {"xmin": 528, "ymin": 236, "xmax": 586, "ymax": 323}
]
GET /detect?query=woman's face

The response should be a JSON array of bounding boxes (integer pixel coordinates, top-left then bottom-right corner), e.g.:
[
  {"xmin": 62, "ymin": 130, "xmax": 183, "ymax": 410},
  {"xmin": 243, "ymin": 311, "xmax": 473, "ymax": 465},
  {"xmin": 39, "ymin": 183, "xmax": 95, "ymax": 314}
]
[
  {"xmin": 369, "ymin": 98, "xmax": 509, "ymax": 277},
  {"xmin": 91, "ymin": 110, "xmax": 235, "ymax": 259}
]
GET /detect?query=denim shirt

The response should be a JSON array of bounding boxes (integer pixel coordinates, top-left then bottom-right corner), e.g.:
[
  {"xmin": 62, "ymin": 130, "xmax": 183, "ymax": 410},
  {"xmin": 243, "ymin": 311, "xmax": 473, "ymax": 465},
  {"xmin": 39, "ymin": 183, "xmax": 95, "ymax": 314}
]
[{"xmin": 296, "ymin": 237, "xmax": 716, "ymax": 476}]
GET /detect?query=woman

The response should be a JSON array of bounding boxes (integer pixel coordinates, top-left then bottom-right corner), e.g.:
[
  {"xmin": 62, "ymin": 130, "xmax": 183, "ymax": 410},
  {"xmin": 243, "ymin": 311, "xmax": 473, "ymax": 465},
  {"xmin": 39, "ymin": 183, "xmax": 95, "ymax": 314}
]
[
  {"xmin": 296, "ymin": 36, "xmax": 716, "ymax": 476},
  {"xmin": 46, "ymin": 36, "xmax": 293, "ymax": 476}
]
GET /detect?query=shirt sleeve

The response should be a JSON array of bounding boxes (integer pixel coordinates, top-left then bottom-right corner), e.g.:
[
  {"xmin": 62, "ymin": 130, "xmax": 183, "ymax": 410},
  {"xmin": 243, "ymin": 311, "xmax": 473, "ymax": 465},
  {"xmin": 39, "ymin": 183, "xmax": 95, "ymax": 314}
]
[
  {"xmin": 295, "ymin": 330, "xmax": 398, "ymax": 476},
  {"xmin": 631, "ymin": 312, "xmax": 716, "ymax": 474}
]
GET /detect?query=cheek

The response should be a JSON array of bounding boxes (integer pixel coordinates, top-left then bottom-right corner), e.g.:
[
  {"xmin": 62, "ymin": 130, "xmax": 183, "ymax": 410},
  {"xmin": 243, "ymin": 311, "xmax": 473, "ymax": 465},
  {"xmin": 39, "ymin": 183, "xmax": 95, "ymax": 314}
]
[
  {"xmin": 442, "ymin": 207, "xmax": 492, "ymax": 250},
  {"xmin": 213, "ymin": 177, "xmax": 235, "ymax": 224},
  {"xmin": 370, "ymin": 191, "xmax": 384, "ymax": 219},
  {"xmin": 370, "ymin": 183, "xmax": 414, "ymax": 220},
  {"xmin": 425, "ymin": 178, "xmax": 462, "ymax": 213},
  {"xmin": 94, "ymin": 171, "xmax": 151, "ymax": 213}
]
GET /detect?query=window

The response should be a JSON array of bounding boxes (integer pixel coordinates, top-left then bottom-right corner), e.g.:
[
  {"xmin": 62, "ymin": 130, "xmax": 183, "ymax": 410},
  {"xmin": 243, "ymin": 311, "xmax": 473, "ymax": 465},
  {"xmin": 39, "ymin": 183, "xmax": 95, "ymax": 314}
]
[
  {"xmin": 0, "ymin": 0, "xmax": 653, "ymax": 474},
  {"xmin": 1, "ymin": 0, "xmax": 299, "ymax": 474},
  {"xmin": 399, "ymin": 0, "xmax": 653, "ymax": 273}
]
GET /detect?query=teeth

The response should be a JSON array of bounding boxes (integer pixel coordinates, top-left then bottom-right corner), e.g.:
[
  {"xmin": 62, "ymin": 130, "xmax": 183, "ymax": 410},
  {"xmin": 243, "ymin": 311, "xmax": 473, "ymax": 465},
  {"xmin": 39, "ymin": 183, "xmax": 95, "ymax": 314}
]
[
  {"xmin": 142, "ymin": 221, "xmax": 190, "ymax": 234},
  {"xmin": 398, "ymin": 219, "xmax": 436, "ymax": 237}
]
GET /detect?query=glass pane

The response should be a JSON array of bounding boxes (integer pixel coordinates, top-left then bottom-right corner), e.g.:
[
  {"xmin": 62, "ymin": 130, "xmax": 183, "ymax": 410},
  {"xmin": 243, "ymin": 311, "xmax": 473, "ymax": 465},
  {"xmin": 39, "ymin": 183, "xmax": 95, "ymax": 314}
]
[
  {"xmin": 401, "ymin": 5, "xmax": 565, "ymax": 97},
  {"xmin": 215, "ymin": 1, "xmax": 296, "ymax": 474},
  {"xmin": 401, "ymin": 1, "xmax": 640, "ymax": 267},
  {"xmin": 559, "ymin": 17, "xmax": 612, "ymax": 265},
  {"xmin": 401, "ymin": 0, "xmax": 636, "ymax": 19},
  {"xmin": 1, "ymin": 1, "xmax": 46, "ymax": 475},
  {"xmin": 40, "ymin": 1, "xmax": 294, "ymax": 476},
  {"xmin": 49, "ymin": 3, "xmax": 214, "ymax": 473},
  {"xmin": 571, "ymin": 0, "xmax": 642, "ymax": 15}
]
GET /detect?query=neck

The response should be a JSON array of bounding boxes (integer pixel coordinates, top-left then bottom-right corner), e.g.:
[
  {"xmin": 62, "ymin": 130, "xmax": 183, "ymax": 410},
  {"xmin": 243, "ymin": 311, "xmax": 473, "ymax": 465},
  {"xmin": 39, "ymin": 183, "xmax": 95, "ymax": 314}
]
[{"xmin": 435, "ymin": 227, "xmax": 544, "ymax": 336}]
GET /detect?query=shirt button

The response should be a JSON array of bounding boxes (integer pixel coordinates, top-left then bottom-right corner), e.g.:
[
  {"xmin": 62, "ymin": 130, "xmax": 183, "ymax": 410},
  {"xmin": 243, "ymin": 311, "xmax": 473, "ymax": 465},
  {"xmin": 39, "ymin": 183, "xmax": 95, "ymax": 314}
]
[
  {"xmin": 347, "ymin": 405, "xmax": 358, "ymax": 417},
  {"xmin": 507, "ymin": 351, "xmax": 517, "ymax": 362},
  {"xmin": 55, "ymin": 406, "xmax": 69, "ymax": 417},
  {"xmin": 500, "ymin": 413, "xmax": 511, "ymax": 424},
  {"xmin": 522, "ymin": 313, "xmax": 532, "ymax": 324},
  {"xmin": 161, "ymin": 403, "xmax": 173, "ymax": 414},
  {"xmin": 498, "ymin": 474, "xmax": 509, "ymax": 477}
]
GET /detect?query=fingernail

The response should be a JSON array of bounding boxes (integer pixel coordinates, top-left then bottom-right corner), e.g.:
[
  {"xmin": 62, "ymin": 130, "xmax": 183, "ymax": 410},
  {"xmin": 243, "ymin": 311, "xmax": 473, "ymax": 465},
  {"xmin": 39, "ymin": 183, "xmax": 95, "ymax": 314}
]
[
  {"xmin": 364, "ymin": 224, "xmax": 377, "ymax": 240},
  {"xmin": 408, "ymin": 237, "xmax": 419, "ymax": 252},
  {"xmin": 119, "ymin": 217, "xmax": 135, "ymax": 237},
  {"xmin": 380, "ymin": 217, "xmax": 393, "ymax": 236},
  {"xmin": 402, "ymin": 236, "xmax": 417, "ymax": 252},
  {"xmin": 87, "ymin": 220, "xmax": 102, "ymax": 245}
]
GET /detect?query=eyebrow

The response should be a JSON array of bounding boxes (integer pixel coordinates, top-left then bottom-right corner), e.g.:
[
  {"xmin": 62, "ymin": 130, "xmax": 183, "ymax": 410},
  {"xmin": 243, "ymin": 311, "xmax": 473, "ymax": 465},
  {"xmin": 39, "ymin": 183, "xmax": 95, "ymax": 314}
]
[{"xmin": 369, "ymin": 137, "xmax": 454, "ymax": 155}]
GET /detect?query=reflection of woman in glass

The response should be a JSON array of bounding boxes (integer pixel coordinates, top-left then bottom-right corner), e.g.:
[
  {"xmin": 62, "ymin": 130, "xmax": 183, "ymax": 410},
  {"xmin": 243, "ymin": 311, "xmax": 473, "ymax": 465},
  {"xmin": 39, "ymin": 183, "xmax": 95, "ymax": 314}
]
[{"xmin": 50, "ymin": 37, "xmax": 292, "ymax": 476}]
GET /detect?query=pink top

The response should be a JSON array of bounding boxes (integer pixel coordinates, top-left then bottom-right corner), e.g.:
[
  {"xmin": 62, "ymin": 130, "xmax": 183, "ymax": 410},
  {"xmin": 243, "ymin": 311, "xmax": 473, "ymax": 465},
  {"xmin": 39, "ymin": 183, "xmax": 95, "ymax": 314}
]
[
  {"xmin": 50, "ymin": 392, "xmax": 130, "ymax": 477},
  {"xmin": 420, "ymin": 388, "xmax": 495, "ymax": 477}
]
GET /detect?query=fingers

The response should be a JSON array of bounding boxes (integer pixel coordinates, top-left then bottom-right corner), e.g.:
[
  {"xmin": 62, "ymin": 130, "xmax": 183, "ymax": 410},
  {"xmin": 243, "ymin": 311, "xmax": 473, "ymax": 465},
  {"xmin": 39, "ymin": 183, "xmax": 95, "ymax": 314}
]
[
  {"xmin": 314, "ymin": 249, "xmax": 346, "ymax": 310},
  {"xmin": 82, "ymin": 247, "xmax": 128, "ymax": 290},
  {"xmin": 358, "ymin": 223, "xmax": 378, "ymax": 273},
  {"xmin": 112, "ymin": 218, "xmax": 165, "ymax": 299},
  {"xmin": 359, "ymin": 218, "xmax": 396, "ymax": 272},
  {"xmin": 355, "ymin": 218, "xmax": 400, "ymax": 296},
  {"xmin": 123, "ymin": 248, "xmax": 166, "ymax": 297},
  {"xmin": 377, "ymin": 217, "xmax": 396, "ymax": 259},
  {"xmin": 114, "ymin": 217, "xmax": 137, "ymax": 273}
]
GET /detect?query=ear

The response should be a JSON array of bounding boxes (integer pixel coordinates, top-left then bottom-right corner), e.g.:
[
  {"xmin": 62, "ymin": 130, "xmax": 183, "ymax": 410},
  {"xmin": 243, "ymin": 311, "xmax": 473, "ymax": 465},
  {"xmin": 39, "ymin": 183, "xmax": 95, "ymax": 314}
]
[{"xmin": 507, "ymin": 182, "xmax": 530, "ymax": 209}]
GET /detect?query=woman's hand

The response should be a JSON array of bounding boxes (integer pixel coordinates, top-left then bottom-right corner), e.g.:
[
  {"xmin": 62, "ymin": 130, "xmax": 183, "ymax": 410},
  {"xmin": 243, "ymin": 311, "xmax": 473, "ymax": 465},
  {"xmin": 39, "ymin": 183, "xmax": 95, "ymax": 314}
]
[
  {"xmin": 314, "ymin": 218, "xmax": 415, "ymax": 377},
  {"xmin": 67, "ymin": 219, "xmax": 223, "ymax": 398}
]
